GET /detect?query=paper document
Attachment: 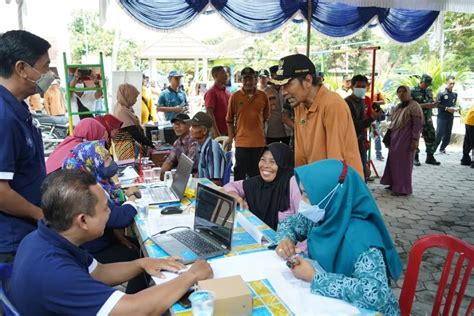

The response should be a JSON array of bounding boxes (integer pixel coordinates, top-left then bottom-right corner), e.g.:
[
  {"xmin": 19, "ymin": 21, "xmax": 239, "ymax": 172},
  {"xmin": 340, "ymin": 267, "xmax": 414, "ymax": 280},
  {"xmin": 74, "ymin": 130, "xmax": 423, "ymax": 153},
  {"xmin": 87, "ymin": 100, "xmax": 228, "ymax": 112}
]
[
  {"xmin": 146, "ymin": 214, "xmax": 194, "ymax": 237},
  {"xmin": 236, "ymin": 212, "xmax": 270, "ymax": 245}
]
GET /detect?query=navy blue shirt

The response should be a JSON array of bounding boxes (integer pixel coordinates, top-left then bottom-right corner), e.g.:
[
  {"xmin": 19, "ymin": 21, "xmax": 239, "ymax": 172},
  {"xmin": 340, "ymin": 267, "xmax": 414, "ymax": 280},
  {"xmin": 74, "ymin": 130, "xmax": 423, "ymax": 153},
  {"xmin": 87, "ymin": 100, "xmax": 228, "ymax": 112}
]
[
  {"xmin": 82, "ymin": 200, "xmax": 137, "ymax": 253},
  {"xmin": 437, "ymin": 89, "xmax": 457, "ymax": 120},
  {"xmin": 157, "ymin": 87, "xmax": 188, "ymax": 121},
  {"xmin": 0, "ymin": 85, "xmax": 46, "ymax": 253},
  {"xmin": 10, "ymin": 220, "xmax": 124, "ymax": 315}
]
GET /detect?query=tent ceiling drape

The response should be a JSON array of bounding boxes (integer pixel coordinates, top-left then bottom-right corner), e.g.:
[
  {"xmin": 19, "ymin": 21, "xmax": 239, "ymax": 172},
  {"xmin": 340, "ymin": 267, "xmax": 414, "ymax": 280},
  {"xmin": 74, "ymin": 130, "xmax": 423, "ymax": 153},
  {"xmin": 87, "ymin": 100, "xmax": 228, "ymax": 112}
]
[{"xmin": 118, "ymin": 0, "xmax": 444, "ymax": 43}]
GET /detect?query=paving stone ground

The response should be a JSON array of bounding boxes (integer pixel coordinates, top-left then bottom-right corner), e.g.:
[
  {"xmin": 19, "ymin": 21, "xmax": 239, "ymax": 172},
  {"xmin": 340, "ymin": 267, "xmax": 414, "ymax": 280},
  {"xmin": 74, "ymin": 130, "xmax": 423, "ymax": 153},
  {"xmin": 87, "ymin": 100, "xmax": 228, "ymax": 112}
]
[{"xmin": 369, "ymin": 140, "xmax": 473, "ymax": 315}]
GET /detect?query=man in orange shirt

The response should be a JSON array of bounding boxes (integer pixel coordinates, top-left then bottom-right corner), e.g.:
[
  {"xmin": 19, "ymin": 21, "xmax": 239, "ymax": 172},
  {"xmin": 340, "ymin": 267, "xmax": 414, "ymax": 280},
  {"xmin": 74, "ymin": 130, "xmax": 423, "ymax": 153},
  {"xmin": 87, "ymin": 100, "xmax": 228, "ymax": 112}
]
[
  {"xmin": 225, "ymin": 67, "xmax": 270, "ymax": 180},
  {"xmin": 272, "ymin": 54, "xmax": 363, "ymax": 179},
  {"xmin": 43, "ymin": 79, "xmax": 66, "ymax": 116}
]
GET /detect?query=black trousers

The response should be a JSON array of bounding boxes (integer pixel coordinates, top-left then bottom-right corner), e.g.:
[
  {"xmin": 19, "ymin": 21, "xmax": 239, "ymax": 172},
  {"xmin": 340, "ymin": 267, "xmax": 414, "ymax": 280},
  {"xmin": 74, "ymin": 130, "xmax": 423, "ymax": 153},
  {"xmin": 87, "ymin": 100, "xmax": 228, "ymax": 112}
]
[
  {"xmin": 266, "ymin": 136, "xmax": 291, "ymax": 145},
  {"xmin": 462, "ymin": 124, "xmax": 474, "ymax": 163},
  {"xmin": 435, "ymin": 117, "xmax": 454, "ymax": 151},
  {"xmin": 92, "ymin": 238, "xmax": 149, "ymax": 294},
  {"xmin": 234, "ymin": 147, "xmax": 263, "ymax": 181}
]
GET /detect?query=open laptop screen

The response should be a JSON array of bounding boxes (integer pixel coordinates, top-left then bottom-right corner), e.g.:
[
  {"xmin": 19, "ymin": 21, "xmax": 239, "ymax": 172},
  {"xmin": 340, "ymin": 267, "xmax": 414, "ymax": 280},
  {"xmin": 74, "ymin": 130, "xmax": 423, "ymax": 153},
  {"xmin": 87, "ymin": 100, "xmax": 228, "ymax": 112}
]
[
  {"xmin": 194, "ymin": 183, "xmax": 235, "ymax": 248},
  {"xmin": 171, "ymin": 153, "xmax": 194, "ymax": 198}
]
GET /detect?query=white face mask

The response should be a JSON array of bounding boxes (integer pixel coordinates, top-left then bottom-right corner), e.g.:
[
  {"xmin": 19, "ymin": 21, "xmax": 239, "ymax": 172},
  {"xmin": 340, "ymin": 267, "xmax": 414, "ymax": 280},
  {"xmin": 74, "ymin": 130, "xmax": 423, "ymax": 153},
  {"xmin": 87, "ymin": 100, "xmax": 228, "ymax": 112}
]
[
  {"xmin": 25, "ymin": 63, "xmax": 56, "ymax": 94},
  {"xmin": 75, "ymin": 83, "xmax": 84, "ymax": 88},
  {"xmin": 298, "ymin": 183, "xmax": 341, "ymax": 223},
  {"xmin": 353, "ymin": 88, "xmax": 366, "ymax": 99}
]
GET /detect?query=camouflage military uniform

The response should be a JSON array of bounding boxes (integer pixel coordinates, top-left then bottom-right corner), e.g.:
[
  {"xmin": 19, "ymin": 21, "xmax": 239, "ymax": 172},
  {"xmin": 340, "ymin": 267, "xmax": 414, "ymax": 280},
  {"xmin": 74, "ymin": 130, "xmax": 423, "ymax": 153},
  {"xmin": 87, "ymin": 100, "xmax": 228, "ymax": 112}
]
[{"xmin": 412, "ymin": 85, "xmax": 437, "ymax": 155}]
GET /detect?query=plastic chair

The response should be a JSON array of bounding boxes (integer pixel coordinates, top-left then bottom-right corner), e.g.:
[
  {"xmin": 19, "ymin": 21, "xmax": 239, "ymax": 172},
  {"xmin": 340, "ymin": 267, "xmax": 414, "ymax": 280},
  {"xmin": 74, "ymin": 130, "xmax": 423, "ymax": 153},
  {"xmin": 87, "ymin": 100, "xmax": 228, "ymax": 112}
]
[
  {"xmin": 399, "ymin": 234, "xmax": 474, "ymax": 316},
  {"xmin": 214, "ymin": 136, "xmax": 229, "ymax": 151},
  {"xmin": 0, "ymin": 263, "xmax": 20, "ymax": 316}
]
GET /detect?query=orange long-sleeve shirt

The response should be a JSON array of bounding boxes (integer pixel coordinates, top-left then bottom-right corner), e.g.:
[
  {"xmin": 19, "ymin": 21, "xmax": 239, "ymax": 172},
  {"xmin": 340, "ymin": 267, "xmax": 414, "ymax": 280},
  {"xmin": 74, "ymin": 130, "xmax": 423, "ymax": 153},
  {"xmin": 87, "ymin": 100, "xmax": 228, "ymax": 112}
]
[{"xmin": 294, "ymin": 85, "xmax": 364, "ymax": 178}]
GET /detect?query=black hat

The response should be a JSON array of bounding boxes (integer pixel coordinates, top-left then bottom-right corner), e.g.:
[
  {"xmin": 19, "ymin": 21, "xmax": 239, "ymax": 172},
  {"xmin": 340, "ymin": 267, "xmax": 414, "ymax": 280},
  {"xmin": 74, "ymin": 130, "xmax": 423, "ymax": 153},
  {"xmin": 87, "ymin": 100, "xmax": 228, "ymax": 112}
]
[
  {"xmin": 271, "ymin": 54, "xmax": 316, "ymax": 85},
  {"xmin": 240, "ymin": 67, "xmax": 256, "ymax": 78},
  {"xmin": 258, "ymin": 69, "xmax": 270, "ymax": 77},
  {"xmin": 185, "ymin": 112, "xmax": 213, "ymax": 129},
  {"xmin": 421, "ymin": 74, "xmax": 433, "ymax": 85},
  {"xmin": 170, "ymin": 113, "xmax": 190, "ymax": 123}
]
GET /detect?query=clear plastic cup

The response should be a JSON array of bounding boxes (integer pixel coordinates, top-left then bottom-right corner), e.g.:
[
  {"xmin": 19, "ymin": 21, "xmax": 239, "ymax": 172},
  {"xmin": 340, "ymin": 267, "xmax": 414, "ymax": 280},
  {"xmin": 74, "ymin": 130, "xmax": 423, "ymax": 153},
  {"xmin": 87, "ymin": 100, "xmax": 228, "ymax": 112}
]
[
  {"xmin": 189, "ymin": 290, "xmax": 215, "ymax": 316},
  {"xmin": 136, "ymin": 202, "xmax": 149, "ymax": 219},
  {"xmin": 143, "ymin": 169, "xmax": 154, "ymax": 184},
  {"xmin": 151, "ymin": 130, "xmax": 159, "ymax": 142},
  {"xmin": 152, "ymin": 167, "xmax": 161, "ymax": 181}
]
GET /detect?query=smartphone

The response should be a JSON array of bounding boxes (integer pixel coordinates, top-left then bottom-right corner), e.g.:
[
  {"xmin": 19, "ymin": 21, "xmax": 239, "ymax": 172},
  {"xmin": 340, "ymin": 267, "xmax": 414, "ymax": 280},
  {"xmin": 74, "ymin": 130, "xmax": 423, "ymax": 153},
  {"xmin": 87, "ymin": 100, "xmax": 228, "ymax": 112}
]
[
  {"xmin": 178, "ymin": 290, "xmax": 193, "ymax": 308},
  {"xmin": 79, "ymin": 69, "xmax": 92, "ymax": 77}
]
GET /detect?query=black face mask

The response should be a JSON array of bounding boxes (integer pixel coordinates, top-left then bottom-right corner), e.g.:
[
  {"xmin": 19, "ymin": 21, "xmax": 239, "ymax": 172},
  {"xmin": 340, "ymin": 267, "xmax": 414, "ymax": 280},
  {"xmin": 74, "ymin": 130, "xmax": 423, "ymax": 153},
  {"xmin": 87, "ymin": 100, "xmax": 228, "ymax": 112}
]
[{"xmin": 98, "ymin": 161, "xmax": 119, "ymax": 179}]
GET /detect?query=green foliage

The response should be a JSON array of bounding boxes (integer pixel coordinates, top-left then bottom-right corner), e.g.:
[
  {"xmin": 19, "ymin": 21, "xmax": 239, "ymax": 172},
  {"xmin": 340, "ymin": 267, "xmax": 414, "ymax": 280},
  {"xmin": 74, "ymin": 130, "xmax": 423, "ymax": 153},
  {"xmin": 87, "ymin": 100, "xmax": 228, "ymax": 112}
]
[
  {"xmin": 444, "ymin": 12, "xmax": 474, "ymax": 71},
  {"xmin": 69, "ymin": 10, "xmax": 140, "ymax": 70}
]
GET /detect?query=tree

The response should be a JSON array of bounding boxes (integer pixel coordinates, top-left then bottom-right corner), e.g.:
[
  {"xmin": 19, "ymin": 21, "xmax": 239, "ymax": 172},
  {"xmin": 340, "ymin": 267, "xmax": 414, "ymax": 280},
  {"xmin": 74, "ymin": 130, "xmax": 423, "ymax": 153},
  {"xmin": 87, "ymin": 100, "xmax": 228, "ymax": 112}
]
[
  {"xmin": 444, "ymin": 12, "xmax": 474, "ymax": 72},
  {"xmin": 69, "ymin": 10, "xmax": 140, "ymax": 71}
]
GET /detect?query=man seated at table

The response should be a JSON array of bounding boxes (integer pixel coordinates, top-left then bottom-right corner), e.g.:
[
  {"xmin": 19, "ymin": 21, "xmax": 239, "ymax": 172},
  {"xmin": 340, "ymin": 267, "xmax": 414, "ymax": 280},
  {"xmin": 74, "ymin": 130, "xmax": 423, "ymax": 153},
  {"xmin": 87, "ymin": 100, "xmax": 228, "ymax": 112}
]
[
  {"xmin": 160, "ymin": 113, "xmax": 197, "ymax": 180},
  {"xmin": 187, "ymin": 112, "xmax": 226, "ymax": 186},
  {"xmin": 10, "ymin": 170, "xmax": 213, "ymax": 315}
]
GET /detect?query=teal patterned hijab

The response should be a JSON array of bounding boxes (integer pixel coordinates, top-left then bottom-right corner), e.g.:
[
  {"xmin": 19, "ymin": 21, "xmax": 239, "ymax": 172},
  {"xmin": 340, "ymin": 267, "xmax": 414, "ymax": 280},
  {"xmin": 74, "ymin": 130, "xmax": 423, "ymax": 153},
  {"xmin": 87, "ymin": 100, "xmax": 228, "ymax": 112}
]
[{"xmin": 294, "ymin": 159, "xmax": 402, "ymax": 280}]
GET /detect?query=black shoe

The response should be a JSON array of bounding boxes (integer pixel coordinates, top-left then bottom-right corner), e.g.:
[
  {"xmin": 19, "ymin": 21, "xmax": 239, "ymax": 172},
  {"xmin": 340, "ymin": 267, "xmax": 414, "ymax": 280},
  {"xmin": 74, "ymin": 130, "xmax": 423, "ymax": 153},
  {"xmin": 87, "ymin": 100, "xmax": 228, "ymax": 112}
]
[
  {"xmin": 461, "ymin": 160, "xmax": 472, "ymax": 166},
  {"xmin": 439, "ymin": 149, "xmax": 446, "ymax": 154},
  {"xmin": 414, "ymin": 154, "xmax": 421, "ymax": 166},
  {"xmin": 426, "ymin": 155, "xmax": 441, "ymax": 165}
]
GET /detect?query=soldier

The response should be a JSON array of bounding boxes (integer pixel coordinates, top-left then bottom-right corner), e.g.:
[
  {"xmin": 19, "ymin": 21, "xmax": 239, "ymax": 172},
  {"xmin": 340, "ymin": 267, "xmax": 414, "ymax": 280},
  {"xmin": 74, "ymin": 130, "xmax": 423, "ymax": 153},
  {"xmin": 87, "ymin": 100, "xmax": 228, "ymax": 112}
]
[{"xmin": 411, "ymin": 74, "xmax": 441, "ymax": 166}]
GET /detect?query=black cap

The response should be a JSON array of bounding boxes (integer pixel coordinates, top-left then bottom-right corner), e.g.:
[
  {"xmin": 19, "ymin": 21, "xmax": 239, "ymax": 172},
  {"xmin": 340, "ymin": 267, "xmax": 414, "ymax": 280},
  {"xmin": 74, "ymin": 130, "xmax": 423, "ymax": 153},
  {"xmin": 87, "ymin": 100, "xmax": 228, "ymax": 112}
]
[
  {"xmin": 271, "ymin": 54, "xmax": 316, "ymax": 85},
  {"xmin": 258, "ymin": 69, "xmax": 270, "ymax": 77},
  {"xmin": 421, "ymin": 74, "xmax": 433, "ymax": 85},
  {"xmin": 185, "ymin": 112, "xmax": 213, "ymax": 129},
  {"xmin": 170, "ymin": 113, "xmax": 190, "ymax": 123},
  {"xmin": 240, "ymin": 67, "xmax": 256, "ymax": 78}
]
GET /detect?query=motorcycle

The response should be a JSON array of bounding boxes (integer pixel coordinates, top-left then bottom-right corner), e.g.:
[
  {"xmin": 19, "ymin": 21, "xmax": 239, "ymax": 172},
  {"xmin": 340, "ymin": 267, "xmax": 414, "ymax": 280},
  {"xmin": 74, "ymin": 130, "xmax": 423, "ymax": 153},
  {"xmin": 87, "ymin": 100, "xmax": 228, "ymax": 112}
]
[{"xmin": 31, "ymin": 112, "xmax": 69, "ymax": 155}]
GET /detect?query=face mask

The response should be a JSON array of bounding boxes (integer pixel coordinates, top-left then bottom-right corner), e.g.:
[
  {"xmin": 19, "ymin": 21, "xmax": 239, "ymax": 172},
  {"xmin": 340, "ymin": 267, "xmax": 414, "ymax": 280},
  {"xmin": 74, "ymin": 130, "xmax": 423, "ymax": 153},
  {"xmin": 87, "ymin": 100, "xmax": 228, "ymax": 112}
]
[
  {"xmin": 298, "ymin": 183, "xmax": 341, "ymax": 223},
  {"xmin": 298, "ymin": 200, "xmax": 325, "ymax": 223},
  {"xmin": 353, "ymin": 88, "xmax": 366, "ymax": 99},
  {"xmin": 75, "ymin": 83, "xmax": 84, "ymax": 88},
  {"xmin": 25, "ymin": 63, "xmax": 56, "ymax": 94},
  {"xmin": 98, "ymin": 161, "xmax": 119, "ymax": 179}
]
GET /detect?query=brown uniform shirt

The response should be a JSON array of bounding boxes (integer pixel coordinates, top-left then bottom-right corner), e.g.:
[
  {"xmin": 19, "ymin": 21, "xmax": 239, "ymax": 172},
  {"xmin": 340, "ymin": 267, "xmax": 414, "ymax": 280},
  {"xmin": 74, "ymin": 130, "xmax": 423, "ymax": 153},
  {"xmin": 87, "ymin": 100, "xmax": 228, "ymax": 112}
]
[
  {"xmin": 44, "ymin": 85, "xmax": 66, "ymax": 116},
  {"xmin": 294, "ymin": 85, "xmax": 364, "ymax": 178},
  {"xmin": 226, "ymin": 88, "xmax": 270, "ymax": 148}
]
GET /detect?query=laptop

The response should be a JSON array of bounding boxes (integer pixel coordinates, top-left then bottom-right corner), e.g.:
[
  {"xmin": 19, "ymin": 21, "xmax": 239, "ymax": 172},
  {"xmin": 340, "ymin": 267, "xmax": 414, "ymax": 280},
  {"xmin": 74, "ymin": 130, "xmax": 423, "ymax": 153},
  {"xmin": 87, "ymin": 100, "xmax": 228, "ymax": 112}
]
[
  {"xmin": 140, "ymin": 153, "xmax": 194, "ymax": 205},
  {"xmin": 151, "ymin": 183, "xmax": 236, "ymax": 264}
]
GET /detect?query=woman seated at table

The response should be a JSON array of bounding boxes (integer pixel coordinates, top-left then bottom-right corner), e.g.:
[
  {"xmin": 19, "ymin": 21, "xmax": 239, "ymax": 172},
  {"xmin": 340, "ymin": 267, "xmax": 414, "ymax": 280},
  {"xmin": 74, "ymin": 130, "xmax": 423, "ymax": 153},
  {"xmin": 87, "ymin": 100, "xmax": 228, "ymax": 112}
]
[
  {"xmin": 46, "ymin": 118, "xmax": 107, "ymax": 174},
  {"xmin": 223, "ymin": 143, "xmax": 302, "ymax": 231},
  {"xmin": 113, "ymin": 83, "xmax": 154, "ymax": 160},
  {"xmin": 275, "ymin": 159, "xmax": 402, "ymax": 315},
  {"xmin": 63, "ymin": 140, "xmax": 147, "ymax": 294}
]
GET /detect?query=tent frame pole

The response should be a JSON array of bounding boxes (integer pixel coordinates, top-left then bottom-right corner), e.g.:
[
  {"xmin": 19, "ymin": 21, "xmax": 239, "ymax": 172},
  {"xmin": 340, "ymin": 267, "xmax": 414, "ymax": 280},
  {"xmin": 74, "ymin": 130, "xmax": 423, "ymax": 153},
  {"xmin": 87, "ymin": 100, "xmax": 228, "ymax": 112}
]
[{"xmin": 306, "ymin": 0, "xmax": 313, "ymax": 57}]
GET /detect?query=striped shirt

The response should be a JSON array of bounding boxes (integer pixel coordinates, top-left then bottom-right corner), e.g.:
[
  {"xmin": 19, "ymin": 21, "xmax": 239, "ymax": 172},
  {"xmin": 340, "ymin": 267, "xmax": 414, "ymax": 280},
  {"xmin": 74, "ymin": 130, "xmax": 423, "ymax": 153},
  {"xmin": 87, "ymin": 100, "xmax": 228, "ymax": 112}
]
[{"xmin": 197, "ymin": 137, "xmax": 226, "ymax": 181}]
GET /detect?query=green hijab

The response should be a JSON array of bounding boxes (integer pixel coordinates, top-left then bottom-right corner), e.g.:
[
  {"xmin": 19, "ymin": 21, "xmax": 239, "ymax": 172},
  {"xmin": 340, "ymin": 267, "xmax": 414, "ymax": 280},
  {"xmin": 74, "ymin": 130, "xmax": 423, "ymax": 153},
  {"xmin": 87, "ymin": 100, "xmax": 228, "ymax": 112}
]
[{"xmin": 294, "ymin": 159, "xmax": 402, "ymax": 280}]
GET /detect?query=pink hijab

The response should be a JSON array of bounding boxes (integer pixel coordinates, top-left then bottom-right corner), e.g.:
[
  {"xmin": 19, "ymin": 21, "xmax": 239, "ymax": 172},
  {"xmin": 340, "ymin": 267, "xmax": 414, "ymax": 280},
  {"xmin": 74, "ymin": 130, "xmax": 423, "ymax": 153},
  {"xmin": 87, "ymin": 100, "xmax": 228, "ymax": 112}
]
[{"xmin": 46, "ymin": 118, "xmax": 107, "ymax": 174}]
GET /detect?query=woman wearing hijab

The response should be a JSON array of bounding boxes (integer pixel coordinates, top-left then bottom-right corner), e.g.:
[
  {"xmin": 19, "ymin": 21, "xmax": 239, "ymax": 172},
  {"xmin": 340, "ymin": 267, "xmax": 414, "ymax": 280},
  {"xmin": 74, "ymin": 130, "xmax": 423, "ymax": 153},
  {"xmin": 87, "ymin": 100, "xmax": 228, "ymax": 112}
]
[
  {"xmin": 62, "ymin": 140, "xmax": 148, "ymax": 294},
  {"xmin": 381, "ymin": 85, "xmax": 424, "ymax": 196},
  {"xmin": 113, "ymin": 83, "xmax": 154, "ymax": 160},
  {"xmin": 223, "ymin": 143, "xmax": 301, "ymax": 230},
  {"xmin": 95, "ymin": 114, "xmax": 123, "ymax": 148},
  {"xmin": 46, "ymin": 118, "xmax": 107, "ymax": 174},
  {"xmin": 275, "ymin": 159, "xmax": 402, "ymax": 315}
]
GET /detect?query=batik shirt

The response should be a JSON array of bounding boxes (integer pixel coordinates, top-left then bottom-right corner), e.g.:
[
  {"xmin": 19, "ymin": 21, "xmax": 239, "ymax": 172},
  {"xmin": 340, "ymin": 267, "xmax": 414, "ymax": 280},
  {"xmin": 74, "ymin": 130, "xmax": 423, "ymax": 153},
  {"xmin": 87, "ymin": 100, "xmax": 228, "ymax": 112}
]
[{"xmin": 276, "ymin": 213, "xmax": 401, "ymax": 316}]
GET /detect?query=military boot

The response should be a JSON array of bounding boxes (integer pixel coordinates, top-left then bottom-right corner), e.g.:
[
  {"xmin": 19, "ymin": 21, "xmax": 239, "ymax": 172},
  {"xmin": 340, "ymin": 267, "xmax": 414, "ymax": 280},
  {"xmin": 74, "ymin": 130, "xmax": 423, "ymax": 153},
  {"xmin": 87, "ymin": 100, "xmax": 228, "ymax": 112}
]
[
  {"xmin": 414, "ymin": 154, "xmax": 421, "ymax": 166},
  {"xmin": 425, "ymin": 154, "xmax": 441, "ymax": 165}
]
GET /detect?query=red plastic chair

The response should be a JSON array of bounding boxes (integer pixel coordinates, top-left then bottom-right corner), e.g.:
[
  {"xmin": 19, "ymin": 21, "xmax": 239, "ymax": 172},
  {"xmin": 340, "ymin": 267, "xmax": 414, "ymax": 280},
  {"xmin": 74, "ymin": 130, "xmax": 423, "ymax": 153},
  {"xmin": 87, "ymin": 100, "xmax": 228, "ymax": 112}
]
[{"xmin": 399, "ymin": 234, "xmax": 474, "ymax": 316}]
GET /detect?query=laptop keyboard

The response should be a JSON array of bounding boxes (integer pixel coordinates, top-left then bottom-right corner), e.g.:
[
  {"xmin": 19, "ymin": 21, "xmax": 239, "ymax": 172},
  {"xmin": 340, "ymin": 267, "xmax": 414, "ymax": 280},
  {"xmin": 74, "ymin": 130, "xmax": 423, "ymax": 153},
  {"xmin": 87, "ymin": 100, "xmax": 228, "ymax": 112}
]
[
  {"xmin": 148, "ymin": 187, "xmax": 174, "ymax": 202},
  {"xmin": 171, "ymin": 230, "xmax": 222, "ymax": 256}
]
